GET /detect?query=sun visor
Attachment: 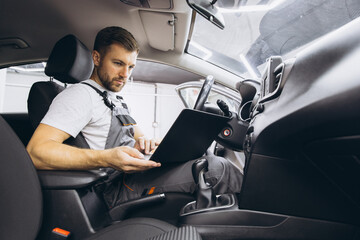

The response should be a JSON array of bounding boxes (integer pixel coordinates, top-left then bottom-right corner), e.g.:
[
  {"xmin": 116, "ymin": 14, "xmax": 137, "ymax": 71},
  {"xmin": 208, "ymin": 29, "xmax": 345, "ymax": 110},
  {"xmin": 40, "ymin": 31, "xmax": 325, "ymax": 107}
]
[{"xmin": 140, "ymin": 11, "xmax": 175, "ymax": 51}]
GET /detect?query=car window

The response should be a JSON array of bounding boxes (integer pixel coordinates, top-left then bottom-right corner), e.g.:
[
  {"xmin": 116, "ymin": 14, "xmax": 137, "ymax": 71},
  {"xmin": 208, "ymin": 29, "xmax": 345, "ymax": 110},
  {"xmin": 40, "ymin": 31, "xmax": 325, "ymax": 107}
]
[
  {"xmin": 176, "ymin": 82, "xmax": 241, "ymax": 112},
  {"xmin": 0, "ymin": 63, "xmax": 184, "ymax": 139},
  {"xmin": 0, "ymin": 63, "xmax": 48, "ymax": 113}
]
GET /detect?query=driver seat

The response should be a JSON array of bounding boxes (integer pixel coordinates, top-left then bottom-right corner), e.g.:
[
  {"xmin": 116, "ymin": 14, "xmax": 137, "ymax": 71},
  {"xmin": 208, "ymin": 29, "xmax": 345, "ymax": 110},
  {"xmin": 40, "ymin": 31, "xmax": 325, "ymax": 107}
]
[
  {"xmin": 0, "ymin": 114, "xmax": 202, "ymax": 240},
  {"xmin": 27, "ymin": 34, "xmax": 91, "ymax": 148}
]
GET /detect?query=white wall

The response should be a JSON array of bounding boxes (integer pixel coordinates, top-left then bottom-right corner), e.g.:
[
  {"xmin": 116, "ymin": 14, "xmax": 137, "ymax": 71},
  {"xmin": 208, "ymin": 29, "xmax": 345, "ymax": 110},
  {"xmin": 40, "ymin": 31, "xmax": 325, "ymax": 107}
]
[
  {"xmin": 121, "ymin": 81, "xmax": 184, "ymax": 139},
  {"xmin": 1, "ymin": 72, "xmax": 47, "ymax": 113},
  {"xmin": 0, "ymin": 70, "xmax": 184, "ymax": 139}
]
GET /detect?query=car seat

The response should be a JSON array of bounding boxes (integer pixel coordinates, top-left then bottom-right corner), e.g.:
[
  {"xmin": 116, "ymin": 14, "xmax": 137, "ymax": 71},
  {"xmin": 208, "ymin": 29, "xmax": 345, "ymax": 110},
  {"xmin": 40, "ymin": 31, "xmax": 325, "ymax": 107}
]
[
  {"xmin": 0, "ymin": 115, "xmax": 201, "ymax": 240},
  {"xmin": 27, "ymin": 34, "xmax": 92, "ymax": 148}
]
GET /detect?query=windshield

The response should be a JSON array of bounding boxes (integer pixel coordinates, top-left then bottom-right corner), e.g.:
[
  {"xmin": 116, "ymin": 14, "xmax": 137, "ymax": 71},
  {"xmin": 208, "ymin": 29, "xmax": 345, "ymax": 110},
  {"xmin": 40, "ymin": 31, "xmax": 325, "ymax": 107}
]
[{"xmin": 187, "ymin": 0, "xmax": 360, "ymax": 79}]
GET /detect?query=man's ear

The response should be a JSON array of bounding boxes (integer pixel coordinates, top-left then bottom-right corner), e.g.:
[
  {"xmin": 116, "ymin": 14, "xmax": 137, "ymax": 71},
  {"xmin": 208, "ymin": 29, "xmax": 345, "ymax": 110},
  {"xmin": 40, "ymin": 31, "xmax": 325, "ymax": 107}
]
[{"xmin": 92, "ymin": 50, "xmax": 101, "ymax": 67}]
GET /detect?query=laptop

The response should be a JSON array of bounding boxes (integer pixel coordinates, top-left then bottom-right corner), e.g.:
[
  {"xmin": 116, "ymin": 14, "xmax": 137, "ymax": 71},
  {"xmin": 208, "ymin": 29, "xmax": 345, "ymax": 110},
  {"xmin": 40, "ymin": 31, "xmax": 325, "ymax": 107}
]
[{"xmin": 144, "ymin": 109, "xmax": 229, "ymax": 164}]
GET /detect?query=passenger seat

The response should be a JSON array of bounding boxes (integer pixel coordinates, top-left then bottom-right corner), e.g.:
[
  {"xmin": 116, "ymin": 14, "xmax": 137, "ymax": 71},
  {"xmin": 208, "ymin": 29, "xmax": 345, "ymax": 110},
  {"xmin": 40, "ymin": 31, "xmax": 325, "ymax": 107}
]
[{"xmin": 0, "ymin": 114, "xmax": 202, "ymax": 240}]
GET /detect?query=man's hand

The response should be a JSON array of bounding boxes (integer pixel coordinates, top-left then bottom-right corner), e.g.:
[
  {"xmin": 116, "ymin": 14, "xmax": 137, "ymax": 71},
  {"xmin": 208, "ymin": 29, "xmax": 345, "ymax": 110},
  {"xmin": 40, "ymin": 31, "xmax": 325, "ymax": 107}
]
[
  {"xmin": 134, "ymin": 136, "xmax": 160, "ymax": 155},
  {"xmin": 27, "ymin": 124, "xmax": 161, "ymax": 172},
  {"xmin": 106, "ymin": 146, "xmax": 161, "ymax": 173}
]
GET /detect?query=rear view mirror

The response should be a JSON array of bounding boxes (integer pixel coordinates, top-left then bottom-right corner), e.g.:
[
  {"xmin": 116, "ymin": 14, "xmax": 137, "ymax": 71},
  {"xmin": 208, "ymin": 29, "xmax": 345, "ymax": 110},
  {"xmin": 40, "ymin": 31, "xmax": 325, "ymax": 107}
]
[{"xmin": 187, "ymin": 0, "xmax": 225, "ymax": 29}]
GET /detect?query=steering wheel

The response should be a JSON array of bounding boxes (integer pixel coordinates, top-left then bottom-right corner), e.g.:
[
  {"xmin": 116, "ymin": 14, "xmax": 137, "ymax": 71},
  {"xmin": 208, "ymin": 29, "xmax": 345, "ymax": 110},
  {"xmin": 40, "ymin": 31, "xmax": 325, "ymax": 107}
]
[{"xmin": 193, "ymin": 75, "xmax": 214, "ymax": 110}]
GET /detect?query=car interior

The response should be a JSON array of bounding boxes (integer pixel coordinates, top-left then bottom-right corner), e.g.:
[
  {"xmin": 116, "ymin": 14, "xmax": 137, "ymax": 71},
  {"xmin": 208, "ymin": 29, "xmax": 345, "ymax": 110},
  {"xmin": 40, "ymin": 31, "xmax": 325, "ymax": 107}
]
[{"xmin": 1, "ymin": 0, "xmax": 360, "ymax": 240}]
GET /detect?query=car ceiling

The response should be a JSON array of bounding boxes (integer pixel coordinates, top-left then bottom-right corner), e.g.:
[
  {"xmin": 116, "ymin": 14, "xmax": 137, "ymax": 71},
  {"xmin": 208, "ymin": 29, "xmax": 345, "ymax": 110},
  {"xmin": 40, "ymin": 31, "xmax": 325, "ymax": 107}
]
[{"xmin": 0, "ymin": 0, "xmax": 213, "ymax": 85}]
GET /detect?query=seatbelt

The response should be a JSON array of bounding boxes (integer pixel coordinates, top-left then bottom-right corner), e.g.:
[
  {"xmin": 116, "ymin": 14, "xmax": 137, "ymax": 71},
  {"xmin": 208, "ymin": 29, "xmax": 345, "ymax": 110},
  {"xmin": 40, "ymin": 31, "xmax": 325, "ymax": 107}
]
[
  {"xmin": 81, "ymin": 82, "xmax": 136, "ymax": 126},
  {"xmin": 81, "ymin": 82, "xmax": 116, "ymax": 110}
]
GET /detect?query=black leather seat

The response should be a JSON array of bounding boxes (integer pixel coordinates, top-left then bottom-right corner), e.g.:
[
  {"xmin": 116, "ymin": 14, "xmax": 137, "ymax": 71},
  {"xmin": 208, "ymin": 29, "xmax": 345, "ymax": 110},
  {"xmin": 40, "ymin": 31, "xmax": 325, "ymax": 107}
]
[
  {"xmin": 27, "ymin": 34, "xmax": 92, "ymax": 148},
  {"xmin": 0, "ymin": 115, "xmax": 201, "ymax": 240}
]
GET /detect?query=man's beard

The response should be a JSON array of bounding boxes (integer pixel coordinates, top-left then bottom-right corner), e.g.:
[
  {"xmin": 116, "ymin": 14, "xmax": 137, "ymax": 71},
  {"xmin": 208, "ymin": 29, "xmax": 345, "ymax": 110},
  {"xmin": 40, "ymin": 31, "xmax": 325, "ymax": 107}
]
[{"xmin": 97, "ymin": 67, "xmax": 125, "ymax": 92}]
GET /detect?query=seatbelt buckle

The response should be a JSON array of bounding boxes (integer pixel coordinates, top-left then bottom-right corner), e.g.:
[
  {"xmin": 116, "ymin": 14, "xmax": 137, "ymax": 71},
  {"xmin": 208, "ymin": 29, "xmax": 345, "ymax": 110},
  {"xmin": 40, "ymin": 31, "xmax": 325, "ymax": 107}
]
[
  {"xmin": 141, "ymin": 186, "xmax": 156, "ymax": 196},
  {"xmin": 51, "ymin": 228, "xmax": 71, "ymax": 240}
]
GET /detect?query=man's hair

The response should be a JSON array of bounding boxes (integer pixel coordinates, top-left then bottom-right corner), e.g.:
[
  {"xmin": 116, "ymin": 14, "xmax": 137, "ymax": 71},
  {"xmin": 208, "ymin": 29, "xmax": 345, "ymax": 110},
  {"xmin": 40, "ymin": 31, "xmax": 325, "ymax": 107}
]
[{"xmin": 93, "ymin": 26, "xmax": 139, "ymax": 55}]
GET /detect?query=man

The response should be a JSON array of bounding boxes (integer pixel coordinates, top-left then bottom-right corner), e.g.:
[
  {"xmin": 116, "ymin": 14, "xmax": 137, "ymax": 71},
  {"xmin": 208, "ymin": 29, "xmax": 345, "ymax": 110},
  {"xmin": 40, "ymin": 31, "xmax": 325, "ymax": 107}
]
[{"xmin": 27, "ymin": 26, "xmax": 242, "ymax": 208}]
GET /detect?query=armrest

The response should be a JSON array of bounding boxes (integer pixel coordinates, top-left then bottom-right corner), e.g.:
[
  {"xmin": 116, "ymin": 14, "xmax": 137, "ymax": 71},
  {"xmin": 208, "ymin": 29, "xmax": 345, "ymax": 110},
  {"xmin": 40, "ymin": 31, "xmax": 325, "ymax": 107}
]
[{"xmin": 37, "ymin": 170, "xmax": 108, "ymax": 189}]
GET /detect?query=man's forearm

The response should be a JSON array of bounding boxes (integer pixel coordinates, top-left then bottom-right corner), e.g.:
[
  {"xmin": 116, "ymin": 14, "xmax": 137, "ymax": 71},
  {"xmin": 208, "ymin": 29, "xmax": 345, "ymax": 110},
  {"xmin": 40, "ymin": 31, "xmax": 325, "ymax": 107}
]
[
  {"xmin": 27, "ymin": 140, "xmax": 105, "ymax": 170},
  {"xmin": 26, "ymin": 124, "xmax": 160, "ymax": 172}
]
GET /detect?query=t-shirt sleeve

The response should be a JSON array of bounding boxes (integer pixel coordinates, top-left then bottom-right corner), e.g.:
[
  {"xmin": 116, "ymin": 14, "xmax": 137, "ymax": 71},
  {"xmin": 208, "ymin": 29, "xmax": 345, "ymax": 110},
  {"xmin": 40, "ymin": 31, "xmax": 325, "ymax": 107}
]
[{"xmin": 41, "ymin": 85, "xmax": 93, "ymax": 138}]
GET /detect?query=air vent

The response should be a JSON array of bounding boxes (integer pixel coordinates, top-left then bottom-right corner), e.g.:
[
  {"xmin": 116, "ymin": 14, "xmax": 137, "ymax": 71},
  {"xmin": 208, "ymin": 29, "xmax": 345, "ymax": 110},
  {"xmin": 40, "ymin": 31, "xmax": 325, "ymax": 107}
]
[
  {"xmin": 259, "ymin": 57, "xmax": 295, "ymax": 104},
  {"xmin": 273, "ymin": 63, "xmax": 284, "ymax": 91},
  {"xmin": 259, "ymin": 56, "xmax": 286, "ymax": 103}
]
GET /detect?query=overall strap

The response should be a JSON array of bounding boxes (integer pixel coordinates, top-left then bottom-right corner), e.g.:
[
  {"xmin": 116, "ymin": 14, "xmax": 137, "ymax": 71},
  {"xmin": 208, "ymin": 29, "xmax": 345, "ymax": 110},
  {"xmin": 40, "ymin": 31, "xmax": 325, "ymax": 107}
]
[{"xmin": 81, "ymin": 82, "xmax": 115, "ymax": 110}]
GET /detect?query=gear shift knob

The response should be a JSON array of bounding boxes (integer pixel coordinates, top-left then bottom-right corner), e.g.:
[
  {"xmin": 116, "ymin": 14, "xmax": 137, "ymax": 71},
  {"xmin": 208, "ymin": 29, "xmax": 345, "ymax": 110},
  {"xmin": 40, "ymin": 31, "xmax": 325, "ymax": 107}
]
[
  {"xmin": 192, "ymin": 158, "xmax": 208, "ymax": 184},
  {"xmin": 192, "ymin": 158, "xmax": 216, "ymax": 209}
]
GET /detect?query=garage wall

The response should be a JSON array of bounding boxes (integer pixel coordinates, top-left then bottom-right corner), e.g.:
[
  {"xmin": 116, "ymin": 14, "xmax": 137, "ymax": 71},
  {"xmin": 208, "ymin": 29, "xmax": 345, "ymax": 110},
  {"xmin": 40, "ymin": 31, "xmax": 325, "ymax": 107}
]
[
  {"xmin": 121, "ymin": 81, "xmax": 184, "ymax": 139},
  {"xmin": 0, "ymin": 70, "xmax": 184, "ymax": 139}
]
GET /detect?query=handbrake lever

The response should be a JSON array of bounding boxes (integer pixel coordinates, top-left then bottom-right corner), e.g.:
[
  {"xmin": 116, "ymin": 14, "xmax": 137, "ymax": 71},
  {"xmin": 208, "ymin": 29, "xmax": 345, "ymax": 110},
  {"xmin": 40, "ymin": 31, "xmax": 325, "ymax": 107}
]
[{"xmin": 109, "ymin": 193, "xmax": 166, "ymax": 220}]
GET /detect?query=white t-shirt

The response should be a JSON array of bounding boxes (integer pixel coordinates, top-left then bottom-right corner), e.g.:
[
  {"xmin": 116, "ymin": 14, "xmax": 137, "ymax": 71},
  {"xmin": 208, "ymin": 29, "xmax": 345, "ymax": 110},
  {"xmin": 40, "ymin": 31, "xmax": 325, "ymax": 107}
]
[{"xmin": 41, "ymin": 79, "xmax": 125, "ymax": 150}]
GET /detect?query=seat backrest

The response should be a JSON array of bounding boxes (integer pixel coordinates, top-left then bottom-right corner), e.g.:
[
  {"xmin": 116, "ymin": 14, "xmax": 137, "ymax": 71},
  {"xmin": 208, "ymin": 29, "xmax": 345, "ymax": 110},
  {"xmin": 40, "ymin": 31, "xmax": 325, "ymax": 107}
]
[
  {"xmin": 27, "ymin": 34, "xmax": 94, "ymax": 148},
  {"xmin": 28, "ymin": 81, "xmax": 65, "ymax": 130},
  {"xmin": 0, "ymin": 115, "xmax": 42, "ymax": 240}
]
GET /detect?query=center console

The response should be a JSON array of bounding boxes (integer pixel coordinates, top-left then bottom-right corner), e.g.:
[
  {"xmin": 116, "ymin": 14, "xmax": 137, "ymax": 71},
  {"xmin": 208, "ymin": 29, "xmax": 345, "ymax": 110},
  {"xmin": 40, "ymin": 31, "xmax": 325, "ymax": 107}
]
[
  {"xmin": 176, "ymin": 157, "xmax": 354, "ymax": 240},
  {"xmin": 178, "ymin": 158, "xmax": 287, "ymax": 237}
]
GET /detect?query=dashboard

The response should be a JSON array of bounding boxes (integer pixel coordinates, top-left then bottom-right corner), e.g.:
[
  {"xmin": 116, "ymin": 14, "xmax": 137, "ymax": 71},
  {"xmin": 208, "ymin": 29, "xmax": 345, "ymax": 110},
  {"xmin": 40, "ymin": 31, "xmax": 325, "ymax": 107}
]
[{"xmin": 236, "ymin": 18, "xmax": 360, "ymax": 227}]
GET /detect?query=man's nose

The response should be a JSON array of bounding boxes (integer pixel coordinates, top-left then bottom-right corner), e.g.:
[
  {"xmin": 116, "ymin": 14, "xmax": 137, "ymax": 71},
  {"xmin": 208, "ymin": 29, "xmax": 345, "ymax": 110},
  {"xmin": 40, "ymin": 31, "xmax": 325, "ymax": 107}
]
[{"xmin": 119, "ymin": 67, "xmax": 130, "ymax": 79}]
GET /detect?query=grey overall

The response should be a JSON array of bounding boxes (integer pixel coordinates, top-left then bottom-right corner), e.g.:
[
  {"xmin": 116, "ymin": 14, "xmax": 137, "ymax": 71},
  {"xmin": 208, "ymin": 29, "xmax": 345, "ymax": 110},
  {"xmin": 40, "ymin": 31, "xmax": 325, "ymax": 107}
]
[{"xmin": 82, "ymin": 83, "xmax": 243, "ymax": 209}]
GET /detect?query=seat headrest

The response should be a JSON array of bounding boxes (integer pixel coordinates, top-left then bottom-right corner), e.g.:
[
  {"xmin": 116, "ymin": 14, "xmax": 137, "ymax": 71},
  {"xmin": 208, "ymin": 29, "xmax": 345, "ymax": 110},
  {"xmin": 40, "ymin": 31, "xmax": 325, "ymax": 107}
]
[{"xmin": 45, "ymin": 34, "xmax": 94, "ymax": 84}]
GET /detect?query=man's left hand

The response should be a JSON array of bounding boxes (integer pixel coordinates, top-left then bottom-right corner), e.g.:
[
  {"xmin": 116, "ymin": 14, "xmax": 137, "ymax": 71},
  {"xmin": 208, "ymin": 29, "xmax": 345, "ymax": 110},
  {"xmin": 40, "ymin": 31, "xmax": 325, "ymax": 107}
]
[{"xmin": 134, "ymin": 136, "xmax": 160, "ymax": 154}]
